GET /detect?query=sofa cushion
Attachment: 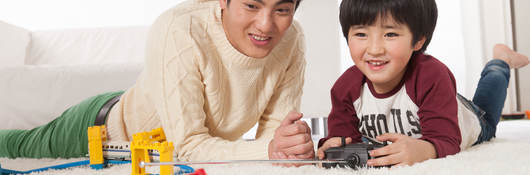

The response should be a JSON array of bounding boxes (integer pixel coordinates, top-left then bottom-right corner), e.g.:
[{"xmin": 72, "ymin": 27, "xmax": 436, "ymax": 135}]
[
  {"xmin": 0, "ymin": 63, "xmax": 142, "ymax": 129},
  {"xmin": 0, "ymin": 21, "xmax": 30, "ymax": 66},
  {"xmin": 26, "ymin": 26, "xmax": 148, "ymax": 65}
]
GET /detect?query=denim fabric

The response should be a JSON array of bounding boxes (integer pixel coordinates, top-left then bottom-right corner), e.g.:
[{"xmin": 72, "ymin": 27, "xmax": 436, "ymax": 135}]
[{"xmin": 461, "ymin": 59, "xmax": 511, "ymax": 145}]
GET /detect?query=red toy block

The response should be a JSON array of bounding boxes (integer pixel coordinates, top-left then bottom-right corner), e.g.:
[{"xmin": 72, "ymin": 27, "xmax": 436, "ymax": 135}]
[{"xmin": 188, "ymin": 168, "xmax": 207, "ymax": 175}]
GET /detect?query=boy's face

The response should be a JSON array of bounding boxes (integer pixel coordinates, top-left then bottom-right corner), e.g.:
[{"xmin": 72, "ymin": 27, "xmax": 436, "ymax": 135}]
[
  {"xmin": 347, "ymin": 15, "xmax": 425, "ymax": 93},
  {"xmin": 220, "ymin": 0, "xmax": 296, "ymax": 58}
]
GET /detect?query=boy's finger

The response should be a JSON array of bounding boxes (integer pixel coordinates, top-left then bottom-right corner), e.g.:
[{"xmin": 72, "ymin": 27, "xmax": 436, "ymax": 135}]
[
  {"xmin": 376, "ymin": 133, "xmax": 403, "ymax": 142},
  {"xmin": 345, "ymin": 137, "xmax": 353, "ymax": 144},
  {"xmin": 369, "ymin": 144, "xmax": 398, "ymax": 158},
  {"xmin": 316, "ymin": 149, "xmax": 325, "ymax": 159},
  {"xmin": 367, "ymin": 153, "xmax": 400, "ymax": 167}
]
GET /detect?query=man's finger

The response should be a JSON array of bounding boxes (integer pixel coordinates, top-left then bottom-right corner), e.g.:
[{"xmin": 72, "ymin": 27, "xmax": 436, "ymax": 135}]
[
  {"xmin": 277, "ymin": 123, "xmax": 311, "ymax": 137},
  {"xmin": 295, "ymin": 120, "xmax": 311, "ymax": 134},
  {"xmin": 296, "ymin": 150, "xmax": 315, "ymax": 159},
  {"xmin": 282, "ymin": 140, "xmax": 314, "ymax": 155},
  {"xmin": 281, "ymin": 111, "xmax": 303, "ymax": 126},
  {"xmin": 272, "ymin": 133, "xmax": 310, "ymax": 150}
]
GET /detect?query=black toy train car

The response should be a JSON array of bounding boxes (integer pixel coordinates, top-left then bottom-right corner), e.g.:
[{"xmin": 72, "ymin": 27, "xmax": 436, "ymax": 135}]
[{"xmin": 323, "ymin": 141, "xmax": 386, "ymax": 169}]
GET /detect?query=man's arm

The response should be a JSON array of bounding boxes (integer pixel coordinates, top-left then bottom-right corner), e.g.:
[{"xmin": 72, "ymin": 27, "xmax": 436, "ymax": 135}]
[
  {"xmin": 142, "ymin": 11, "xmax": 303, "ymax": 161},
  {"xmin": 245, "ymin": 27, "xmax": 313, "ymax": 160}
]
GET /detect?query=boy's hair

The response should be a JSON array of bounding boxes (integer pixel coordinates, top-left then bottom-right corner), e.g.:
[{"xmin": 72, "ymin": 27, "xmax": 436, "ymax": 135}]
[
  {"xmin": 339, "ymin": 0, "xmax": 437, "ymax": 54},
  {"xmin": 226, "ymin": 0, "xmax": 303, "ymax": 10}
]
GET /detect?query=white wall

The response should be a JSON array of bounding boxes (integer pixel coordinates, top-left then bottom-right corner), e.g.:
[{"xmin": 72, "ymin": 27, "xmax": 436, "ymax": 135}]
[
  {"xmin": 0, "ymin": 0, "xmax": 183, "ymax": 30},
  {"xmin": 295, "ymin": 0, "xmax": 341, "ymax": 118},
  {"xmin": 428, "ymin": 0, "xmax": 469, "ymax": 97}
]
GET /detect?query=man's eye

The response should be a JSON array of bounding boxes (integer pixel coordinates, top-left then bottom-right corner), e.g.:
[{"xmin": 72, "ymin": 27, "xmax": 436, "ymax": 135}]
[
  {"xmin": 245, "ymin": 4, "xmax": 257, "ymax": 9},
  {"xmin": 385, "ymin": 33, "xmax": 399, "ymax": 37},
  {"xmin": 276, "ymin": 8, "xmax": 291, "ymax": 14}
]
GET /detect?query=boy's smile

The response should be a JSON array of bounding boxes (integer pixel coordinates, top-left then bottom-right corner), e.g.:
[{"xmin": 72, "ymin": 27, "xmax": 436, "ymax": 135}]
[{"xmin": 348, "ymin": 15, "xmax": 425, "ymax": 94}]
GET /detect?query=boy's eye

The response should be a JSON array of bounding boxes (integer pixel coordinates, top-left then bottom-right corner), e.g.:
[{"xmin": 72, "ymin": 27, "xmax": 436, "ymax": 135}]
[
  {"xmin": 354, "ymin": 33, "xmax": 367, "ymax": 37},
  {"xmin": 384, "ymin": 32, "xmax": 399, "ymax": 37}
]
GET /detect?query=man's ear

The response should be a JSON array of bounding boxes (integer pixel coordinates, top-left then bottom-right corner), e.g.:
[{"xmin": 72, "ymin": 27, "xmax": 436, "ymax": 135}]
[
  {"xmin": 219, "ymin": 0, "xmax": 228, "ymax": 9},
  {"xmin": 413, "ymin": 37, "xmax": 427, "ymax": 51}
]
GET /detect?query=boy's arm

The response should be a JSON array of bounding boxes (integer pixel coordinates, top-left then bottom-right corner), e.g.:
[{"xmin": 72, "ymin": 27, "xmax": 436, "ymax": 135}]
[
  {"xmin": 407, "ymin": 56, "xmax": 461, "ymax": 158},
  {"xmin": 318, "ymin": 68, "xmax": 364, "ymax": 148},
  {"xmin": 415, "ymin": 64, "xmax": 461, "ymax": 158}
]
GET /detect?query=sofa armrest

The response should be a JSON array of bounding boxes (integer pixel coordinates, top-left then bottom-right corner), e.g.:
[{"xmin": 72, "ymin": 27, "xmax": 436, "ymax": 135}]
[
  {"xmin": 0, "ymin": 21, "xmax": 30, "ymax": 66},
  {"xmin": 0, "ymin": 63, "xmax": 142, "ymax": 129}
]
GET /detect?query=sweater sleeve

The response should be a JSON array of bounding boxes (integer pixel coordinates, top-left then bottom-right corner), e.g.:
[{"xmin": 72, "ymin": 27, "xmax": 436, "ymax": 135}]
[
  {"xmin": 254, "ymin": 33, "xmax": 306, "ymax": 149},
  {"xmin": 143, "ymin": 11, "xmax": 306, "ymax": 161},
  {"xmin": 408, "ymin": 55, "xmax": 461, "ymax": 158}
]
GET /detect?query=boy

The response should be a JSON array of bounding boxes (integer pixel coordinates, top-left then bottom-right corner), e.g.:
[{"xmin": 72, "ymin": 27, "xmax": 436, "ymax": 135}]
[
  {"xmin": 317, "ymin": 0, "xmax": 529, "ymax": 167},
  {"xmin": 0, "ymin": 0, "xmax": 315, "ymax": 161}
]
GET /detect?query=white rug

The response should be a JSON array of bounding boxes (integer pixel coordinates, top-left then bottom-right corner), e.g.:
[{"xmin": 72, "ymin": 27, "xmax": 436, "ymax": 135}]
[{"xmin": 2, "ymin": 120, "xmax": 530, "ymax": 175}]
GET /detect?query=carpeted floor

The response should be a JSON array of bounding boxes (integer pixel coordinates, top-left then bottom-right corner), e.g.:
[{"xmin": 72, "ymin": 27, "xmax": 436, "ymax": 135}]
[{"xmin": 2, "ymin": 120, "xmax": 530, "ymax": 175}]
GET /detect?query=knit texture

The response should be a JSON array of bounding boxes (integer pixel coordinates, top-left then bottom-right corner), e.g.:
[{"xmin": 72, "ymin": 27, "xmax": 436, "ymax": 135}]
[{"xmin": 106, "ymin": 0, "xmax": 306, "ymax": 161}]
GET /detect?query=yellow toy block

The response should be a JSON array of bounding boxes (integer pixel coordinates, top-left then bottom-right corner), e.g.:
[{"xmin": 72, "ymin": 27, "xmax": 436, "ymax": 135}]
[
  {"xmin": 87, "ymin": 125, "xmax": 107, "ymax": 169},
  {"xmin": 131, "ymin": 128, "xmax": 174, "ymax": 175}
]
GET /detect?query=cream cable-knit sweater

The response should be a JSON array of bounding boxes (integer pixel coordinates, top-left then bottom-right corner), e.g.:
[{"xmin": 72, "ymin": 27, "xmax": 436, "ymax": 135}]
[{"xmin": 105, "ymin": 0, "xmax": 306, "ymax": 161}]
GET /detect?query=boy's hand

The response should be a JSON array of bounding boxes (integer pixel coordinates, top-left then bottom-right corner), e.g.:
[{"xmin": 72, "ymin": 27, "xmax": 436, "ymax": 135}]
[
  {"xmin": 367, "ymin": 133, "xmax": 436, "ymax": 167},
  {"xmin": 316, "ymin": 137, "xmax": 352, "ymax": 159},
  {"xmin": 268, "ymin": 111, "xmax": 315, "ymax": 162}
]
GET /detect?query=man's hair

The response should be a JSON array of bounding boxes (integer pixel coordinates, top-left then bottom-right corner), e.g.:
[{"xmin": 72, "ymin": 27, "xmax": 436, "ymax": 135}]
[
  {"xmin": 339, "ymin": 0, "xmax": 437, "ymax": 54},
  {"xmin": 226, "ymin": 0, "xmax": 303, "ymax": 10}
]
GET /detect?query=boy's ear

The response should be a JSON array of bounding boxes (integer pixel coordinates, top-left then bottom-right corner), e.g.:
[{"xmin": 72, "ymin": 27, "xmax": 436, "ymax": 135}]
[{"xmin": 413, "ymin": 37, "xmax": 427, "ymax": 51}]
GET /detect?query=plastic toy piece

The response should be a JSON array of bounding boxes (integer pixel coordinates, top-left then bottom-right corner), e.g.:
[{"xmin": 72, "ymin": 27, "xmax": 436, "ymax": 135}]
[
  {"xmin": 88, "ymin": 125, "xmax": 107, "ymax": 169},
  {"xmin": 322, "ymin": 137, "xmax": 387, "ymax": 169},
  {"xmin": 131, "ymin": 128, "xmax": 174, "ymax": 175},
  {"xmin": 0, "ymin": 160, "xmax": 91, "ymax": 174},
  {"xmin": 187, "ymin": 168, "xmax": 207, "ymax": 175},
  {"xmin": 175, "ymin": 165, "xmax": 194, "ymax": 174}
]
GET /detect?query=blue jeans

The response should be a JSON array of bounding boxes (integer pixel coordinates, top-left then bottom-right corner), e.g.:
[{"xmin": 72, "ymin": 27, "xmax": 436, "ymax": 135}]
[{"xmin": 459, "ymin": 59, "xmax": 511, "ymax": 145}]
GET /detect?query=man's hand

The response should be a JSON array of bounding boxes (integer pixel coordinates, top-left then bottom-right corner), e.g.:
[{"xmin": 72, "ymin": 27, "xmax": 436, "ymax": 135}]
[
  {"xmin": 367, "ymin": 133, "xmax": 437, "ymax": 167},
  {"xmin": 316, "ymin": 137, "xmax": 352, "ymax": 159},
  {"xmin": 268, "ymin": 111, "xmax": 315, "ymax": 161}
]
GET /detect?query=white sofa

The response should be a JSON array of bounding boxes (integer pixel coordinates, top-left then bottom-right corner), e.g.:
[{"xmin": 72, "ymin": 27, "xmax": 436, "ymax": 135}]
[
  {"xmin": 0, "ymin": 21, "xmax": 147, "ymax": 129},
  {"xmin": 0, "ymin": 21, "xmax": 328, "ymax": 140}
]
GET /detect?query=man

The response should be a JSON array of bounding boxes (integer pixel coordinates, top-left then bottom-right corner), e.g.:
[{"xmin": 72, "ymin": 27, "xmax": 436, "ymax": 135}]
[{"xmin": 0, "ymin": 0, "xmax": 314, "ymax": 161}]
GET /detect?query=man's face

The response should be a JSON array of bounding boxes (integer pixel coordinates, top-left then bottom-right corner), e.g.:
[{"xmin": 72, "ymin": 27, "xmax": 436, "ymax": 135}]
[
  {"xmin": 220, "ymin": 0, "xmax": 296, "ymax": 58},
  {"xmin": 347, "ymin": 15, "xmax": 425, "ymax": 94}
]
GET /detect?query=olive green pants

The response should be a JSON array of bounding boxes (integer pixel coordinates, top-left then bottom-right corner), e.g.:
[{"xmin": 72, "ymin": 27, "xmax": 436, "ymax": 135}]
[{"xmin": 0, "ymin": 91, "xmax": 123, "ymax": 158}]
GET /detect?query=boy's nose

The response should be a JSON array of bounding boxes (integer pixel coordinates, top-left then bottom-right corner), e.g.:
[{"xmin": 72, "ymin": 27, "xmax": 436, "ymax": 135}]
[
  {"xmin": 255, "ymin": 11, "xmax": 274, "ymax": 34},
  {"xmin": 367, "ymin": 38, "xmax": 384, "ymax": 56}
]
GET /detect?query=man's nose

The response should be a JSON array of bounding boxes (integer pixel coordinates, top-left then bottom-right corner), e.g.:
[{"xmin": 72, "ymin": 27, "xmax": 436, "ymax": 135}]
[{"xmin": 255, "ymin": 11, "xmax": 274, "ymax": 34}]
